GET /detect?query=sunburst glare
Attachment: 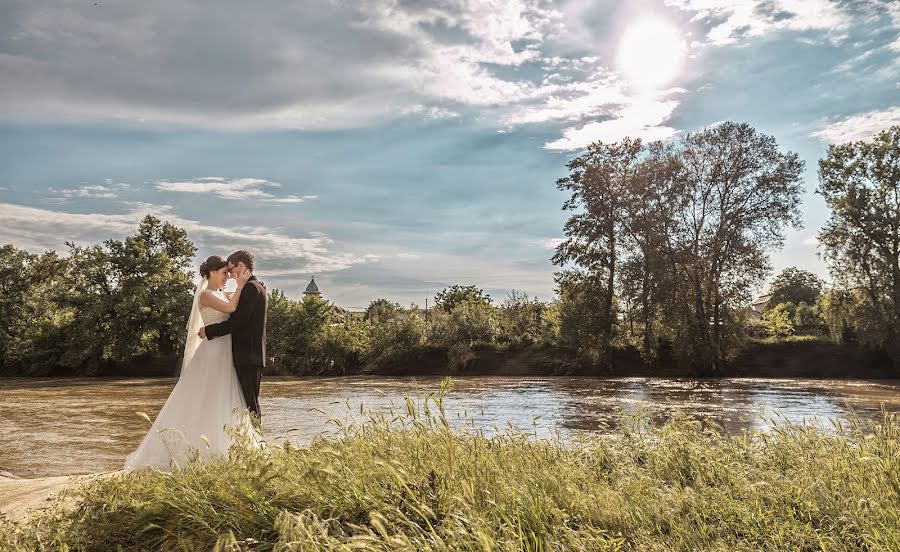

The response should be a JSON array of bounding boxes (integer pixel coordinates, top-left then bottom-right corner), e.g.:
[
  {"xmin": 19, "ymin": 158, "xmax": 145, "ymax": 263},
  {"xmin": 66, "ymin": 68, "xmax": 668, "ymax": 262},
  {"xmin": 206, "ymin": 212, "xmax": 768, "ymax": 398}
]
[{"xmin": 616, "ymin": 16, "xmax": 686, "ymax": 91}]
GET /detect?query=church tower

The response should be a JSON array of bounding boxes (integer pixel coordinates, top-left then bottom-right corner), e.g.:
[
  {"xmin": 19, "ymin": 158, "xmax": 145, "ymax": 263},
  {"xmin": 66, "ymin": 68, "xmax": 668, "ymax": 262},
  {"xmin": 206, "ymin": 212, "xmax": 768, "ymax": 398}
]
[{"xmin": 303, "ymin": 276, "xmax": 322, "ymax": 299}]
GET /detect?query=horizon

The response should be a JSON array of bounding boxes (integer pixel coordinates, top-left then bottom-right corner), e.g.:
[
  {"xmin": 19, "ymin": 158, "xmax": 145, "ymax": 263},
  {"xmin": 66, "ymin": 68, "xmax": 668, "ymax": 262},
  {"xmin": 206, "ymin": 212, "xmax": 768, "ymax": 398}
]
[{"xmin": 1, "ymin": 0, "xmax": 899, "ymax": 306}]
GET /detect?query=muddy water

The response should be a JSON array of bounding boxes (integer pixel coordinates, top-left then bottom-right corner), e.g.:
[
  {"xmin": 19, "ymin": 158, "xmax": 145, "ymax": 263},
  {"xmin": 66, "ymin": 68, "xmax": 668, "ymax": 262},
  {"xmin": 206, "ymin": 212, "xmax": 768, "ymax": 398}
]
[{"xmin": 1, "ymin": 376, "xmax": 898, "ymax": 478}]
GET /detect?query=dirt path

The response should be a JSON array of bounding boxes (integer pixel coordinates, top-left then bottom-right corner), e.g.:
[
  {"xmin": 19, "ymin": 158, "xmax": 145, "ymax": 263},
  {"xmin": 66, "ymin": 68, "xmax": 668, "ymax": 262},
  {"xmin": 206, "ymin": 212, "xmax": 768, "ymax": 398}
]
[{"xmin": 0, "ymin": 472, "xmax": 116, "ymax": 522}]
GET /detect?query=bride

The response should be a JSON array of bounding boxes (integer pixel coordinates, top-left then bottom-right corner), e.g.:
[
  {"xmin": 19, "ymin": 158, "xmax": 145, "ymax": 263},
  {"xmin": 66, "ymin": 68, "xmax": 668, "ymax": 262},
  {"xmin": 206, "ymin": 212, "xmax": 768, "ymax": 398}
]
[{"xmin": 124, "ymin": 255, "xmax": 261, "ymax": 471}]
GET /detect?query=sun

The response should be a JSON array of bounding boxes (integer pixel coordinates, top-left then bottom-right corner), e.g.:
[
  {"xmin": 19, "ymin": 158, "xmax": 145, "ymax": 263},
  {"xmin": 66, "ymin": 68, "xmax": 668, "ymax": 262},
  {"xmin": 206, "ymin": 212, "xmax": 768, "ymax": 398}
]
[{"xmin": 616, "ymin": 16, "xmax": 686, "ymax": 91}]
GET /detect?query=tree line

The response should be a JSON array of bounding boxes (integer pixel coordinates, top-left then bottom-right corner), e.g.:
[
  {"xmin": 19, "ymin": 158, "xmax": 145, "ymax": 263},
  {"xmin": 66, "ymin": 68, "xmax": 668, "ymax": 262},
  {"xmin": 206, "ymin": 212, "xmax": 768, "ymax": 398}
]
[
  {"xmin": 552, "ymin": 122, "xmax": 898, "ymax": 372},
  {"xmin": 0, "ymin": 122, "xmax": 896, "ymax": 376}
]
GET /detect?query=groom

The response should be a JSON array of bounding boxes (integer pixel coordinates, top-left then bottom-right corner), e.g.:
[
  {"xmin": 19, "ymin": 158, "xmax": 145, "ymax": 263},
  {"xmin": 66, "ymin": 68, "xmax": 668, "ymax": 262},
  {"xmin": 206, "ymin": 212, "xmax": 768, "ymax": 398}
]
[{"xmin": 199, "ymin": 249, "xmax": 268, "ymax": 419}]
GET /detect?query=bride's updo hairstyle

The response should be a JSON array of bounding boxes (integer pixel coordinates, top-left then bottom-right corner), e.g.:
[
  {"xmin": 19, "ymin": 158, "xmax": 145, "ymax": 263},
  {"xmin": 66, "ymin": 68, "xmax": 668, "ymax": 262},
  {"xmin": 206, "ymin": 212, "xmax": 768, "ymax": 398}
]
[{"xmin": 199, "ymin": 255, "xmax": 227, "ymax": 278}]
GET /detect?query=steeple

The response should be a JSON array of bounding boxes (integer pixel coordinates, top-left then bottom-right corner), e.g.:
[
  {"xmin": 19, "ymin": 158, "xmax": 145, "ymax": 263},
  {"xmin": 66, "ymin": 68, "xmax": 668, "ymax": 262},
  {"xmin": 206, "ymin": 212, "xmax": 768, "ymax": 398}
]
[{"xmin": 303, "ymin": 276, "xmax": 321, "ymax": 297}]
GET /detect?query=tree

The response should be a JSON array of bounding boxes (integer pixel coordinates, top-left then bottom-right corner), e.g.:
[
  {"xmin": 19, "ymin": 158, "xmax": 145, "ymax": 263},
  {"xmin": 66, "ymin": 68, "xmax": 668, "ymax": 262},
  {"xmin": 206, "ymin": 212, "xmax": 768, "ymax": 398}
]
[
  {"xmin": 366, "ymin": 303, "xmax": 426, "ymax": 369},
  {"xmin": 555, "ymin": 272, "xmax": 612, "ymax": 359},
  {"xmin": 103, "ymin": 215, "xmax": 196, "ymax": 362},
  {"xmin": 768, "ymin": 267, "xmax": 824, "ymax": 308},
  {"xmin": 0, "ymin": 245, "xmax": 34, "ymax": 371},
  {"xmin": 818, "ymin": 125, "xmax": 900, "ymax": 354},
  {"xmin": 670, "ymin": 122, "xmax": 804, "ymax": 370},
  {"xmin": 366, "ymin": 298, "xmax": 402, "ymax": 323},
  {"xmin": 763, "ymin": 303, "xmax": 795, "ymax": 338},
  {"xmin": 553, "ymin": 137, "xmax": 645, "ymax": 362},
  {"xmin": 616, "ymin": 141, "xmax": 685, "ymax": 356},
  {"xmin": 434, "ymin": 285, "xmax": 491, "ymax": 311},
  {"xmin": 498, "ymin": 290, "xmax": 547, "ymax": 347}
]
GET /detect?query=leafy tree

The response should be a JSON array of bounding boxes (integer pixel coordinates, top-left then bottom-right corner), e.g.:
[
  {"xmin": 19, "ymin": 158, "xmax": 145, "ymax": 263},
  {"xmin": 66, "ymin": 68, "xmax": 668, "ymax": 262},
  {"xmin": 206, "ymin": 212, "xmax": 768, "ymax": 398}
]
[
  {"xmin": 102, "ymin": 215, "xmax": 195, "ymax": 362},
  {"xmin": 792, "ymin": 301, "xmax": 824, "ymax": 335},
  {"xmin": 365, "ymin": 298, "xmax": 402, "ymax": 323},
  {"xmin": 366, "ymin": 304, "xmax": 426, "ymax": 368},
  {"xmin": 768, "ymin": 268, "xmax": 824, "ymax": 308},
  {"xmin": 429, "ymin": 297, "xmax": 498, "ymax": 347},
  {"xmin": 553, "ymin": 137, "xmax": 644, "ymax": 362},
  {"xmin": 670, "ymin": 122, "xmax": 804, "ymax": 370},
  {"xmin": 763, "ymin": 303, "xmax": 795, "ymax": 337},
  {"xmin": 617, "ymin": 141, "xmax": 685, "ymax": 356},
  {"xmin": 0, "ymin": 245, "xmax": 34, "ymax": 371},
  {"xmin": 498, "ymin": 290, "xmax": 547, "ymax": 347},
  {"xmin": 267, "ymin": 291, "xmax": 335, "ymax": 374},
  {"xmin": 555, "ymin": 273, "xmax": 612, "ymax": 359},
  {"xmin": 818, "ymin": 125, "xmax": 900, "ymax": 355},
  {"xmin": 434, "ymin": 285, "xmax": 491, "ymax": 311}
]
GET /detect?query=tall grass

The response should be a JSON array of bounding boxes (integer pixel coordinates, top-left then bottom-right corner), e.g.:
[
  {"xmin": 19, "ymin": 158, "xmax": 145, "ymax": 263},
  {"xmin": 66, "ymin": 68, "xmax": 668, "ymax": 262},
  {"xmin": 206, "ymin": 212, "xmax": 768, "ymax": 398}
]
[{"xmin": 2, "ymin": 378, "xmax": 898, "ymax": 551}]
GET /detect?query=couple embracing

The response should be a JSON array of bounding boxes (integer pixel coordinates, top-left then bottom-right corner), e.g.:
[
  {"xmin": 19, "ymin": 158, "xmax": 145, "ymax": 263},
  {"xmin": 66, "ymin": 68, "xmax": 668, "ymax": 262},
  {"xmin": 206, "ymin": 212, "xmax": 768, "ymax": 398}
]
[{"xmin": 124, "ymin": 250, "xmax": 268, "ymax": 470}]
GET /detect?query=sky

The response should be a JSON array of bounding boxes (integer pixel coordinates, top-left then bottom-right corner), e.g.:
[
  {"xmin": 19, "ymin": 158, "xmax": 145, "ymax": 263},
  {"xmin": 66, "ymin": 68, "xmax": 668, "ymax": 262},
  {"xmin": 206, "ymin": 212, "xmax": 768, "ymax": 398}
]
[{"xmin": 1, "ymin": 0, "xmax": 898, "ymax": 308}]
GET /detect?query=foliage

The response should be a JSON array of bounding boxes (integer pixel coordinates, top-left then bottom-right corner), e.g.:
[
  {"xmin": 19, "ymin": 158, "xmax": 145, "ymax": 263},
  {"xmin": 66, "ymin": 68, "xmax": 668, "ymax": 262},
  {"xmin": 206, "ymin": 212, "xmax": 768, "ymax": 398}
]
[
  {"xmin": 552, "ymin": 123, "xmax": 804, "ymax": 372},
  {"xmin": 365, "ymin": 302, "xmax": 427, "ymax": 369},
  {"xmin": 763, "ymin": 302, "xmax": 795, "ymax": 338},
  {"xmin": 429, "ymin": 297, "xmax": 498, "ymax": 348},
  {"xmin": 0, "ymin": 216, "xmax": 195, "ymax": 375},
  {"xmin": 818, "ymin": 125, "xmax": 900, "ymax": 356},
  {"xmin": 433, "ymin": 284, "xmax": 492, "ymax": 311},
  {"xmin": 767, "ymin": 267, "xmax": 824, "ymax": 308},
  {"xmin": 267, "ymin": 292, "xmax": 366, "ymax": 375},
  {"xmin": 497, "ymin": 290, "xmax": 550, "ymax": 347}
]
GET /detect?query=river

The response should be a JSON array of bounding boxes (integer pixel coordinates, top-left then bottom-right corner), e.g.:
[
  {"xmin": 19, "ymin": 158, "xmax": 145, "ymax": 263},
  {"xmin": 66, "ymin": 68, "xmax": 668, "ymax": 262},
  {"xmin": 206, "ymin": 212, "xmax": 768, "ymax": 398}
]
[{"xmin": 1, "ymin": 376, "xmax": 898, "ymax": 477}]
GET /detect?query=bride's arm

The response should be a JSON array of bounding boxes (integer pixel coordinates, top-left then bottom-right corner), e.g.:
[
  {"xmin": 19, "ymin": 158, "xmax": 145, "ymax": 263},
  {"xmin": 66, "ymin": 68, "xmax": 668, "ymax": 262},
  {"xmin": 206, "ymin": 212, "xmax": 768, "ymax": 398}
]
[
  {"xmin": 199, "ymin": 286, "xmax": 244, "ymax": 313},
  {"xmin": 198, "ymin": 269, "xmax": 251, "ymax": 313}
]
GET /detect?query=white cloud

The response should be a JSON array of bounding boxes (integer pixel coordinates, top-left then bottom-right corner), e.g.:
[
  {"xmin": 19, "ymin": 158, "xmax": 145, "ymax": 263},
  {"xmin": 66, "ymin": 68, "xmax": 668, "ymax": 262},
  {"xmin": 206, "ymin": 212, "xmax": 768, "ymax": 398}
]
[
  {"xmin": 811, "ymin": 106, "xmax": 900, "ymax": 143},
  {"xmin": 0, "ymin": 0, "xmax": 562, "ymax": 127},
  {"xmin": 666, "ymin": 0, "xmax": 850, "ymax": 45},
  {"xmin": 540, "ymin": 238, "xmax": 563, "ymax": 249},
  {"xmin": 401, "ymin": 104, "xmax": 461, "ymax": 120},
  {"xmin": 544, "ymin": 97, "xmax": 680, "ymax": 150},
  {"xmin": 0, "ymin": 202, "xmax": 365, "ymax": 275},
  {"xmin": 504, "ymin": 70, "xmax": 627, "ymax": 125},
  {"xmin": 48, "ymin": 180, "xmax": 128, "ymax": 199},
  {"xmin": 156, "ymin": 177, "xmax": 308, "ymax": 203}
]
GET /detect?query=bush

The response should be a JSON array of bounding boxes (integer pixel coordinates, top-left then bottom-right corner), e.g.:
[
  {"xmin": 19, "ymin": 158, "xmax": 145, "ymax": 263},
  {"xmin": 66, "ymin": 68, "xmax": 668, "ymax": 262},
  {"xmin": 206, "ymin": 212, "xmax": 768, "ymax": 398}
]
[
  {"xmin": 763, "ymin": 303, "xmax": 795, "ymax": 337},
  {"xmin": 365, "ymin": 305, "xmax": 427, "ymax": 369}
]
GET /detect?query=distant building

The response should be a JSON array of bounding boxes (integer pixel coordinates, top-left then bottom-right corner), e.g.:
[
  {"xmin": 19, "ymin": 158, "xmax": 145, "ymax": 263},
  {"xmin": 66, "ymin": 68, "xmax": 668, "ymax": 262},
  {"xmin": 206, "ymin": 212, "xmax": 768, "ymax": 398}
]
[
  {"xmin": 750, "ymin": 291, "xmax": 773, "ymax": 317},
  {"xmin": 303, "ymin": 277, "xmax": 322, "ymax": 299}
]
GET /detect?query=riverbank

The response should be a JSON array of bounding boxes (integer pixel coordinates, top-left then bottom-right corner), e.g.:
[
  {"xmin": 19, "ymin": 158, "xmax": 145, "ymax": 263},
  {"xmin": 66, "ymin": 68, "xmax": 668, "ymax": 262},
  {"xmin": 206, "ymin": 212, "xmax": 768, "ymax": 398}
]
[
  {"xmin": 358, "ymin": 339, "xmax": 898, "ymax": 379},
  {"xmin": 3, "ymin": 338, "xmax": 896, "ymax": 380},
  {"xmin": 2, "ymin": 393, "xmax": 898, "ymax": 551},
  {"xmin": 0, "ymin": 472, "xmax": 108, "ymax": 522}
]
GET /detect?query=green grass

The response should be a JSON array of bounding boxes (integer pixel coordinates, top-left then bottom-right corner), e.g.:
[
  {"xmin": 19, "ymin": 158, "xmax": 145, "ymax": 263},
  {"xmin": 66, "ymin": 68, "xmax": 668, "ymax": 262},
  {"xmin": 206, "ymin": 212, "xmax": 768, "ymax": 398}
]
[
  {"xmin": 748, "ymin": 334, "xmax": 830, "ymax": 345},
  {"xmin": 2, "ymin": 379, "xmax": 899, "ymax": 551}
]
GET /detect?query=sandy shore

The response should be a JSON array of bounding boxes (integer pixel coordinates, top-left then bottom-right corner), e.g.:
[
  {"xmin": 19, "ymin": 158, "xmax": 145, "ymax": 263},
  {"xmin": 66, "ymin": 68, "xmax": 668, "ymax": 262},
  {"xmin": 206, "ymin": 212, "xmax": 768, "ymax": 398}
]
[{"xmin": 0, "ymin": 472, "xmax": 115, "ymax": 522}]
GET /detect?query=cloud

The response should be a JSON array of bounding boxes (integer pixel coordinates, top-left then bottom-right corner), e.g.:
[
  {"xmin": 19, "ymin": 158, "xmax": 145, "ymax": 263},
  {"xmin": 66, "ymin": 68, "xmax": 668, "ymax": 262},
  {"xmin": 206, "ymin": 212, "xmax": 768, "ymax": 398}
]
[
  {"xmin": 155, "ymin": 177, "xmax": 309, "ymax": 203},
  {"xmin": 666, "ymin": 0, "xmax": 851, "ymax": 45},
  {"xmin": 540, "ymin": 238, "xmax": 563, "ymax": 249},
  {"xmin": 504, "ymin": 69, "xmax": 627, "ymax": 125},
  {"xmin": 401, "ymin": 104, "xmax": 461, "ymax": 120},
  {"xmin": 543, "ymin": 97, "xmax": 680, "ymax": 150},
  {"xmin": 0, "ymin": 202, "xmax": 366, "ymax": 275},
  {"xmin": 0, "ymin": 0, "xmax": 561, "ymax": 128},
  {"xmin": 48, "ymin": 180, "xmax": 129, "ymax": 199},
  {"xmin": 811, "ymin": 106, "xmax": 900, "ymax": 144}
]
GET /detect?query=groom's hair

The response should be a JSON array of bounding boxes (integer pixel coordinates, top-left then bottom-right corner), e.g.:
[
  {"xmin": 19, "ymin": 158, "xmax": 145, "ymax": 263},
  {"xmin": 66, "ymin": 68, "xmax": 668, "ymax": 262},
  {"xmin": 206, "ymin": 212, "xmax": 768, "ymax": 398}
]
[{"xmin": 227, "ymin": 250, "xmax": 255, "ymax": 272}]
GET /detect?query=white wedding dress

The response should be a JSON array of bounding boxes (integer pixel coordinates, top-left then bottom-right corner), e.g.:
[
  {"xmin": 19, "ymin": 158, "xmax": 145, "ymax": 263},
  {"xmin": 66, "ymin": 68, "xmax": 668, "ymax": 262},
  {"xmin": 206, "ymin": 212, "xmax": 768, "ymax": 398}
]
[{"xmin": 124, "ymin": 288, "xmax": 259, "ymax": 471}]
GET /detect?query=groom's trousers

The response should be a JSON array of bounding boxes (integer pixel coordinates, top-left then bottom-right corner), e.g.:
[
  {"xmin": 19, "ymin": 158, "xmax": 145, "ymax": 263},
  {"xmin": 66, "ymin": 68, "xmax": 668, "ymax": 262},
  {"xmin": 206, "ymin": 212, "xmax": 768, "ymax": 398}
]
[{"xmin": 235, "ymin": 363, "xmax": 263, "ymax": 417}]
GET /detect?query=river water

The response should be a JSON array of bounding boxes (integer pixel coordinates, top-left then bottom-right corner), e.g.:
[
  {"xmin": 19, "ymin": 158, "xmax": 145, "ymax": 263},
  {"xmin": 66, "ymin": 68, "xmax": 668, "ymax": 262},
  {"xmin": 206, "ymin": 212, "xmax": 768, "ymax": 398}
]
[{"xmin": 1, "ymin": 376, "xmax": 898, "ymax": 478}]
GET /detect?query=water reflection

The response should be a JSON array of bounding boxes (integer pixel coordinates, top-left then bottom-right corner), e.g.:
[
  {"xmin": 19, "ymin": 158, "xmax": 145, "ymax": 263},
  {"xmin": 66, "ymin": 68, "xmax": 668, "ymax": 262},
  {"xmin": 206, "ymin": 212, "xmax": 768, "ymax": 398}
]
[{"xmin": 0, "ymin": 376, "xmax": 897, "ymax": 478}]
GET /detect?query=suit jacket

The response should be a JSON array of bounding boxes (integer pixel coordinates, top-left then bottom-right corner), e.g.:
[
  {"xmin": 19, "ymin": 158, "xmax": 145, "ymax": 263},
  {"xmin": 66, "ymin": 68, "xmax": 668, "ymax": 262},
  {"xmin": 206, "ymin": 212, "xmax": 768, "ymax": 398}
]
[{"xmin": 204, "ymin": 275, "xmax": 267, "ymax": 367}]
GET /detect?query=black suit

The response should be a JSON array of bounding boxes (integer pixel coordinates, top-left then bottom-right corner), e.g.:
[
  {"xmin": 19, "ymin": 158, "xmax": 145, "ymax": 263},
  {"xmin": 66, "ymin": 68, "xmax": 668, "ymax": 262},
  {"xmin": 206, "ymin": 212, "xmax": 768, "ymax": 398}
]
[{"xmin": 204, "ymin": 275, "xmax": 267, "ymax": 417}]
